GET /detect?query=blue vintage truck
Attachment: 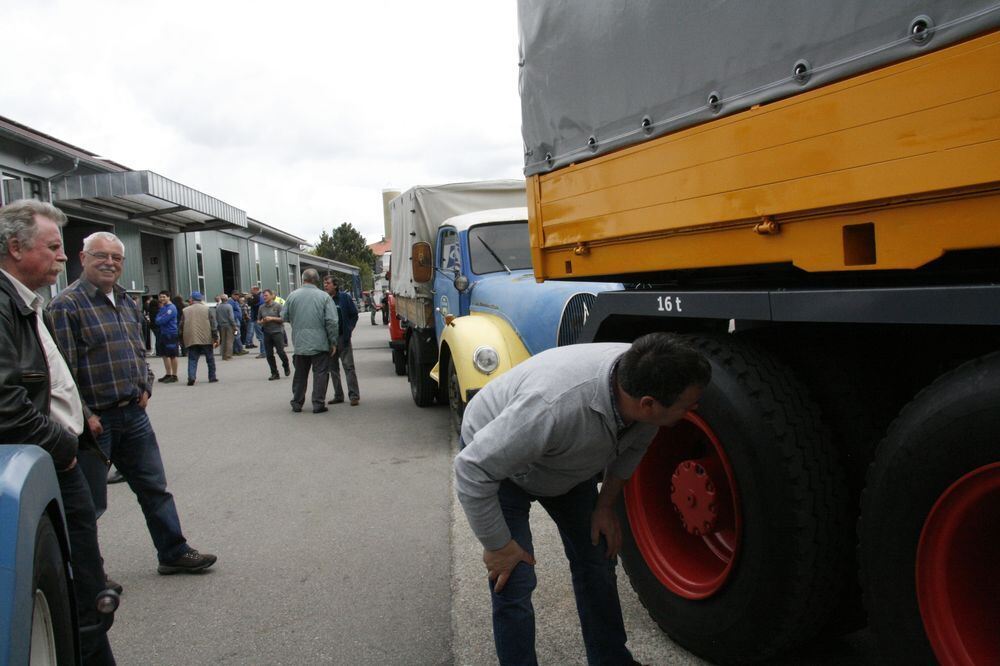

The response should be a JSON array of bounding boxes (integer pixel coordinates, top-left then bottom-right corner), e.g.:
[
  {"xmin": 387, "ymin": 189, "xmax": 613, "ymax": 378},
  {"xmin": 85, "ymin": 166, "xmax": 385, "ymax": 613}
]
[
  {"xmin": 0, "ymin": 445, "xmax": 76, "ymax": 665},
  {"xmin": 388, "ymin": 181, "xmax": 620, "ymax": 431}
]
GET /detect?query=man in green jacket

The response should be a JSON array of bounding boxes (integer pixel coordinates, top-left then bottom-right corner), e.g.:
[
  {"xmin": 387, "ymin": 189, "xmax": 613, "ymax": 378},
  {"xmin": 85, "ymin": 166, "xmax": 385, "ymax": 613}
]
[{"xmin": 282, "ymin": 268, "xmax": 339, "ymax": 413}]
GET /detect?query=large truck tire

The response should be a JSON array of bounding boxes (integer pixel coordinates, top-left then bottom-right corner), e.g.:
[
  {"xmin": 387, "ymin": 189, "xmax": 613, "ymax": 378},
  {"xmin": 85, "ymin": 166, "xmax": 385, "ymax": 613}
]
[
  {"xmin": 407, "ymin": 334, "xmax": 437, "ymax": 407},
  {"xmin": 31, "ymin": 513, "xmax": 75, "ymax": 665},
  {"xmin": 860, "ymin": 351, "xmax": 1000, "ymax": 666},
  {"xmin": 618, "ymin": 334, "xmax": 851, "ymax": 664},
  {"xmin": 392, "ymin": 348, "xmax": 407, "ymax": 376},
  {"xmin": 770, "ymin": 340, "xmax": 904, "ymax": 636}
]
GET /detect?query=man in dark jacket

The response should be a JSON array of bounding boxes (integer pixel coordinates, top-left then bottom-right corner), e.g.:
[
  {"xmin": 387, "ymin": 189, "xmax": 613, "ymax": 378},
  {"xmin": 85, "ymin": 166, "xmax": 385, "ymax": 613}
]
[
  {"xmin": 323, "ymin": 275, "xmax": 360, "ymax": 405},
  {"xmin": 0, "ymin": 199, "xmax": 115, "ymax": 664}
]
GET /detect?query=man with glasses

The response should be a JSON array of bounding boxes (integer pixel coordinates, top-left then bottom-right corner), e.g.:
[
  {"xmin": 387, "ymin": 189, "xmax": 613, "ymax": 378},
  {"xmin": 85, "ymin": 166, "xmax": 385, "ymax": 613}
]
[{"xmin": 48, "ymin": 231, "xmax": 217, "ymax": 578}]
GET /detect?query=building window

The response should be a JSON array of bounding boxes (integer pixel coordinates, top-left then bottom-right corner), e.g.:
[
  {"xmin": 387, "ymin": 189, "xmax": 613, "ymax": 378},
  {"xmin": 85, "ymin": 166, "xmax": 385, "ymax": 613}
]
[
  {"xmin": 274, "ymin": 249, "xmax": 281, "ymax": 295},
  {"xmin": 1, "ymin": 173, "xmax": 42, "ymax": 204},
  {"xmin": 288, "ymin": 264, "xmax": 297, "ymax": 290},
  {"xmin": 195, "ymin": 232, "xmax": 206, "ymax": 294},
  {"xmin": 254, "ymin": 242, "xmax": 261, "ymax": 287}
]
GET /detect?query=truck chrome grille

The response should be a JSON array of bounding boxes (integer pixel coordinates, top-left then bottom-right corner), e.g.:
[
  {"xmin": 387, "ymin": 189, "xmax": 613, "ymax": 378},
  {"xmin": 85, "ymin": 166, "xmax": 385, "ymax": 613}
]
[{"xmin": 558, "ymin": 293, "xmax": 597, "ymax": 346}]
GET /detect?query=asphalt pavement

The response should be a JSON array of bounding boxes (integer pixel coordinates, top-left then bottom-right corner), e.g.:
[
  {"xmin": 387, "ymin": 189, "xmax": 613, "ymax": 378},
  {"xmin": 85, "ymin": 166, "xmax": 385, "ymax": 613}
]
[{"xmin": 101, "ymin": 317, "xmax": 877, "ymax": 665}]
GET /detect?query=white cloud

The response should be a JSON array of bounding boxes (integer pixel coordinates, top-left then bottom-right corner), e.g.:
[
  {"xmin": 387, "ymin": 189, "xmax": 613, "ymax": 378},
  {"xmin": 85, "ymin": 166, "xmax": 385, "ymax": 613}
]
[{"xmin": 2, "ymin": 0, "xmax": 523, "ymax": 244}]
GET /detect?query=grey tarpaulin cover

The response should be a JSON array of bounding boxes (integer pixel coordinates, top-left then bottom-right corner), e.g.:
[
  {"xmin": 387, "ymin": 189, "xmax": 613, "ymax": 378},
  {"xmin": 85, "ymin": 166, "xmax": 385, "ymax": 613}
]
[
  {"xmin": 518, "ymin": 0, "xmax": 1000, "ymax": 176},
  {"xmin": 389, "ymin": 181, "xmax": 526, "ymax": 299}
]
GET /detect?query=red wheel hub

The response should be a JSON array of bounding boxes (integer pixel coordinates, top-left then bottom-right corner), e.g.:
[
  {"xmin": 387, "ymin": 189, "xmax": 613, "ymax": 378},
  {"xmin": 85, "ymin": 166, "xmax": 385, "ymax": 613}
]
[
  {"xmin": 624, "ymin": 413, "xmax": 742, "ymax": 600},
  {"xmin": 917, "ymin": 462, "xmax": 1000, "ymax": 666},
  {"xmin": 670, "ymin": 460, "xmax": 720, "ymax": 536}
]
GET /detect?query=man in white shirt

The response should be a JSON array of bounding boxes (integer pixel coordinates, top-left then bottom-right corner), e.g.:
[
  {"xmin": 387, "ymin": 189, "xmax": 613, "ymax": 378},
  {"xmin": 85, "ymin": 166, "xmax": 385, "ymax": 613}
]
[{"xmin": 0, "ymin": 199, "xmax": 115, "ymax": 665}]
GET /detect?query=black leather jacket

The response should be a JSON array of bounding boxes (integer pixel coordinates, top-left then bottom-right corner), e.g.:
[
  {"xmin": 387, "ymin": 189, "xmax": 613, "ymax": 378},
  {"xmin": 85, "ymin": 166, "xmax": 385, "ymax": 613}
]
[{"xmin": 0, "ymin": 272, "xmax": 83, "ymax": 469}]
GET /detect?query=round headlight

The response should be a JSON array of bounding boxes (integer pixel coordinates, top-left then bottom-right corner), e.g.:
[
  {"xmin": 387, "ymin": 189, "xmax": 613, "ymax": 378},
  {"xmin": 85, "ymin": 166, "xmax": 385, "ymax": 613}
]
[{"xmin": 473, "ymin": 346, "xmax": 500, "ymax": 374}]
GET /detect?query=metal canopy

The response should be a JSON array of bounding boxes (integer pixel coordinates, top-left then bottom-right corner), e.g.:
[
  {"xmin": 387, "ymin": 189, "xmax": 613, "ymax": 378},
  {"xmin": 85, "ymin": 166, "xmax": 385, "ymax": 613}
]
[
  {"xmin": 296, "ymin": 252, "xmax": 360, "ymax": 276},
  {"xmin": 53, "ymin": 170, "xmax": 246, "ymax": 231}
]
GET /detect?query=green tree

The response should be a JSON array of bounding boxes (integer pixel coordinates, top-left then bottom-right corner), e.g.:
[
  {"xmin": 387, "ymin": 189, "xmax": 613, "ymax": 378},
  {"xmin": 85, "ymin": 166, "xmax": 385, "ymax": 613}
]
[{"xmin": 312, "ymin": 222, "xmax": 376, "ymax": 290}]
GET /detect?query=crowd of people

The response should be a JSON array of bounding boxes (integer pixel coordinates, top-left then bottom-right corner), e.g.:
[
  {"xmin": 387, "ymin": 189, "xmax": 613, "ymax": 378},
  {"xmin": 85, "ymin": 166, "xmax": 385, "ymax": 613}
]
[{"xmin": 133, "ymin": 268, "xmax": 360, "ymax": 399}]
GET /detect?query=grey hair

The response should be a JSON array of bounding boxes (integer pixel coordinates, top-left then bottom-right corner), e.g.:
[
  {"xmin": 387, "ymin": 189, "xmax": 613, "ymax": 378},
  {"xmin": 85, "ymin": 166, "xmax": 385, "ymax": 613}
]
[
  {"xmin": 82, "ymin": 231, "xmax": 124, "ymax": 253},
  {"xmin": 0, "ymin": 199, "xmax": 68, "ymax": 258},
  {"xmin": 302, "ymin": 268, "xmax": 320, "ymax": 285}
]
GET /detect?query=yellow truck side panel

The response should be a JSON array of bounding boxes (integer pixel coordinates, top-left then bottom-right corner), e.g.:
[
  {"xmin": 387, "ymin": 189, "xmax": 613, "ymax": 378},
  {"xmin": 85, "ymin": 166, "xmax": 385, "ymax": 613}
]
[{"xmin": 530, "ymin": 31, "xmax": 1000, "ymax": 280}]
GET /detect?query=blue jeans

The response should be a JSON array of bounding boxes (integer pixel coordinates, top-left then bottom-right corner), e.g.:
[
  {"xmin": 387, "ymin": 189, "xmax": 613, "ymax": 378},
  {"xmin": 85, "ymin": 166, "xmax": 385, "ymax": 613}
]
[
  {"xmin": 187, "ymin": 344, "xmax": 217, "ymax": 381},
  {"xmin": 83, "ymin": 404, "xmax": 189, "ymax": 563},
  {"xmin": 233, "ymin": 319, "xmax": 244, "ymax": 353},
  {"xmin": 492, "ymin": 479, "xmax": 633, "ymax": 666}
]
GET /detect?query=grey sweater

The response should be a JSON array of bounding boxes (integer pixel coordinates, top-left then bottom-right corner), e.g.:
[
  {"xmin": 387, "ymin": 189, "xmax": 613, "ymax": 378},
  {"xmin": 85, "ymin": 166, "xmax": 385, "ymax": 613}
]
[
  {"xmin": 455, "ymin": 343, "xmax": 657, "ymax": 550},
  {"xmin": 215, "ymin": 299, "xmax": 236, "ymax": 328}
]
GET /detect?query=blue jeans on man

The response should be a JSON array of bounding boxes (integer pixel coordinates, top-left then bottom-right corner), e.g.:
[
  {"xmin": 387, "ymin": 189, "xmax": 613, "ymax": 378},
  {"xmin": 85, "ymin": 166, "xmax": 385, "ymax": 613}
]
[
  {"xmin": 233, "ymin": 319, "xmax": 244, "ymax": 354},
  {"xmin": 81, "ymin": 404, "xmax": 190, "ymax": 564},
  {"xmin": 187, "ymin": 344, "xmax": 217, "ymax": 382},
  {"xmin": 492, "ymin": 478, "xmax": 633, "ymax": 666}
]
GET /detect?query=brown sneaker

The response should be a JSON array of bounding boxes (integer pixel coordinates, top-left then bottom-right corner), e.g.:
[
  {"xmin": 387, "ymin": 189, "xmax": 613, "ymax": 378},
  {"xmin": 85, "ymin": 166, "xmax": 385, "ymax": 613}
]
[
  {"xmin": 157, "ymin": 549, "xmax": 217, "ymax": 575},
  {"xmin": 350, "ymin": 398, "xmax": 359, "ymax": 406}
]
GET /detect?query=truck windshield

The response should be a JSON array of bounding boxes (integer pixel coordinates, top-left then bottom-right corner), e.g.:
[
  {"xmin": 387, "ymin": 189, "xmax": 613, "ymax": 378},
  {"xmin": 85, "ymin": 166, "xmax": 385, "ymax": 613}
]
[{"xmin": 468, "ymin": 222, "xmax": 531, "ymax": 274}]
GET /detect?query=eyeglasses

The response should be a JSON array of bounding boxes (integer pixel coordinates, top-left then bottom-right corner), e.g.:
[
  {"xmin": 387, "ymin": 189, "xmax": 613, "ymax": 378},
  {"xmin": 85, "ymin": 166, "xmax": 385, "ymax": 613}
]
[{"xmin": 85, "ymin": 250, "xmax": 125, "ymax": 264}]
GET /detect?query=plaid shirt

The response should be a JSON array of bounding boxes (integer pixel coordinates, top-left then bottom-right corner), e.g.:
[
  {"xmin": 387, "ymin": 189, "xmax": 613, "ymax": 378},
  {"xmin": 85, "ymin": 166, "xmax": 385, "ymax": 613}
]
[{"xmin": 48, "ymin": 278, "xmax": 153, "ymax": 411}]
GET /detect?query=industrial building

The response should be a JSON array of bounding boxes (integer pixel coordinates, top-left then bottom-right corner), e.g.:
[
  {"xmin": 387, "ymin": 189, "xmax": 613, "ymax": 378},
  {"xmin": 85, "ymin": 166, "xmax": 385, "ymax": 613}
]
[{"xmin": 0, "ymin": 115, "xmax": 358, "ymax": 300}]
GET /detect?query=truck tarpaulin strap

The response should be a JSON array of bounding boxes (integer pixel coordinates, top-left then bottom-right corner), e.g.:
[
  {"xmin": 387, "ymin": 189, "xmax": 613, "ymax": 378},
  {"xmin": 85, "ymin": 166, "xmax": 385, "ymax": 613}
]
[{"xmin": 518, "ymin": 0, "xmax": 1000, "ymax": 175}]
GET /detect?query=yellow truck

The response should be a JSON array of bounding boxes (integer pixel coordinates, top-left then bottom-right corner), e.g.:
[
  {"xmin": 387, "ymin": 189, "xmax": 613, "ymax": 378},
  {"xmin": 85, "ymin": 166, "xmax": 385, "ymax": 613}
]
[{"xmin": 518, "ymin": 2, "xmax": 1000, "ymax": 664}]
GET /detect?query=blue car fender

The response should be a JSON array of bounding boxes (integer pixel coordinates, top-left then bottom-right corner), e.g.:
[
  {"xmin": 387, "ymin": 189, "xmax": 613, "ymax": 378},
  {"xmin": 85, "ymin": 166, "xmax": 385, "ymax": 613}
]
[{"xmin": 0, "ymin": 445, "xmax": 69, "ymax": 665}]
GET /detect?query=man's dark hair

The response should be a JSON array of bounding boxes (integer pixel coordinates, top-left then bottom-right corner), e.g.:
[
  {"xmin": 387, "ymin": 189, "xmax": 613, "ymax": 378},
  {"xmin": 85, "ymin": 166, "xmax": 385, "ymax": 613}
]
[
  {"xmin": 618, "ymin": 332, "xmax": 711, "ymax": 406},
  {"xmin": 262, "ymin": 288, "xmax": 273, "ymax": 297},
  {"xmin": 158, "ymin": 290, "xmax": 170, "ymax": 298}
]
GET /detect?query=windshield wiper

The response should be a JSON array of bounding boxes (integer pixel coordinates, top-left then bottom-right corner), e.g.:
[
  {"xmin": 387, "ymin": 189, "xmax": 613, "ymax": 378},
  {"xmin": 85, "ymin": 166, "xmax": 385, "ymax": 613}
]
[{"xmin": 477, "ymin": 237, "xmax": 511, "ymax": 274}]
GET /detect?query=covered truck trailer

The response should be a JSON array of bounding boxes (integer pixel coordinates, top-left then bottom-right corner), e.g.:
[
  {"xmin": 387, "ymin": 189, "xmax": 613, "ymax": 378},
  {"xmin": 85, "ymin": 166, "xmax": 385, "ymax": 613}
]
[{"xmin": 519, "ymin": 1, "xmax": 1000, "ymax": 664}]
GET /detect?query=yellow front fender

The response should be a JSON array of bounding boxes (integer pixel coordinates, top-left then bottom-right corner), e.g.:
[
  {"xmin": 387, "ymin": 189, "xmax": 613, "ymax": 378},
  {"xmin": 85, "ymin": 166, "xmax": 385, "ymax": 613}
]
[{"xmin": 430, "ymin": 313, "xmax": 531, "ymax": 402}]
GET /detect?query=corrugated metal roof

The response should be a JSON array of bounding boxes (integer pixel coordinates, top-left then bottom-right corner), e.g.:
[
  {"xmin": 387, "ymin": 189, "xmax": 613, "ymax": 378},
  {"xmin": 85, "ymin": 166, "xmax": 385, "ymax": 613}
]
[
  {"xmin": 295, "ymin": 251, "xmax": 360, "ymax": 276},
  {"xmin": 53, "ymin": 170, "xmax": 246, "ymax": 230}
]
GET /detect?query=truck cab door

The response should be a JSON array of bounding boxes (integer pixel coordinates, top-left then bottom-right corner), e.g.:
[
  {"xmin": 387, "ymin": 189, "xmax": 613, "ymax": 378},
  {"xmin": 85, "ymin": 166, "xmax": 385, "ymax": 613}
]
[{"xmin": 433, "ymin": 226, "xmax": 462, "ymax": 342}]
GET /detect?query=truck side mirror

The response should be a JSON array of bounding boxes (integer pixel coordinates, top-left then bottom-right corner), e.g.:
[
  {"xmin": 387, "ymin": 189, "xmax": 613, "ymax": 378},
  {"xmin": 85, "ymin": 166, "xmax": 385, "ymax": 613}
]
[{"xmin": 412, "ymin": 242, "xmax": 433, "ymax": 282}]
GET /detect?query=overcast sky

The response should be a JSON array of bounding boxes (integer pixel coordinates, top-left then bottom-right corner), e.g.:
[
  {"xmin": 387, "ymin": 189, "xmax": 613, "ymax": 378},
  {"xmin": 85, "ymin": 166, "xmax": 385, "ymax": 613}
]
[{"xmin": 3, "ymin": 0, "xmax": 524, "ymax": 246}]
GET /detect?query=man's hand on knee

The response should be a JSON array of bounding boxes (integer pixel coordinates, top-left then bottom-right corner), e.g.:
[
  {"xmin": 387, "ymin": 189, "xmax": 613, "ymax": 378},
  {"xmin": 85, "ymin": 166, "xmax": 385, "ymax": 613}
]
[
  {"xmin": 590, "ymin": 505, "xmax": 622, "ymax": 560},
  {"xmin": 484, "ymin": 539, "xmax": 536, "ymax": 592}
]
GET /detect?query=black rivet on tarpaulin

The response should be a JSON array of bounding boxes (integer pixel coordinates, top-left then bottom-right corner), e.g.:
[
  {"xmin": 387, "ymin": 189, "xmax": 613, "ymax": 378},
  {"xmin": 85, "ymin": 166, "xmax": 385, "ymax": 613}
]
[
  {"xmin": 587, "ymin": 136, "xmax": 598, "ymax": 151},
  {"xmin": 544, "ymin": 152, "xmax": 553, "ymax": 166},
  {"xmin": 641, "ymin": 116, "xmax": 653, "ymax": 133},
  {"xmin": 909, "ymin": 15, "xmax": 935, "ymax": 45},
  {"xmin": 707, "ymin": 92, "xmax": 721, "ymax": 114},
  {"xmin": 792, "ymin": 59, "xmax": 811, "ymax": 84}
]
